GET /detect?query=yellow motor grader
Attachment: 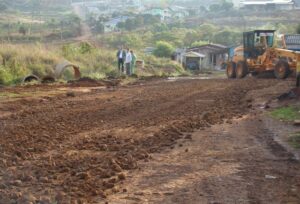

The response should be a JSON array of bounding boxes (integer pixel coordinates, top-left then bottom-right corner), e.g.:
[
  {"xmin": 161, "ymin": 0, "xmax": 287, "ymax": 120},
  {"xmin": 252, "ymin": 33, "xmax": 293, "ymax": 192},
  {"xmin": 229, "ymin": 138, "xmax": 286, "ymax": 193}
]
[{"xmin": 226, "ymin": 30, "xmax": 300, "ymax": 85}]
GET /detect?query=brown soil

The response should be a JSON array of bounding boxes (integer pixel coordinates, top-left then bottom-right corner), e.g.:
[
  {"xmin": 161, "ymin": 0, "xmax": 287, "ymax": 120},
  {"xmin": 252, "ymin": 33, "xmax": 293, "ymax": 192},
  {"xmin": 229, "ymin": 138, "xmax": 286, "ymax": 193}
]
[
  {"xmin": 108, "ymin": 115, "xmax": 300, "ymax": 204},
  {"xmin": 0, "ymin": 78, "xmax": 299, "ymax": 204}
]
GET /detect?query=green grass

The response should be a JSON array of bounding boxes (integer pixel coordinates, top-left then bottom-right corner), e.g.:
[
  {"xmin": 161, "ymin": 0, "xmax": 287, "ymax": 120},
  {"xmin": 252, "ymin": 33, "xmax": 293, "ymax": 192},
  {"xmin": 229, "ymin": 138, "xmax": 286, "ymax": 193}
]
[
  {"xmin": 270, "ymin": 106, "xmax": 300, "ymax": 122},
  {"xmin": 288, "ymin": 133, "xmax": 300, "ymax": 149}
]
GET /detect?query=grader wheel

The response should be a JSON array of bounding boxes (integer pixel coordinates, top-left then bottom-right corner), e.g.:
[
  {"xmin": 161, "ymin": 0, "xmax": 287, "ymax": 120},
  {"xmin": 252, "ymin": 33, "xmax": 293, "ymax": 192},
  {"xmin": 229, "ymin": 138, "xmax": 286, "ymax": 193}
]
[
  {"xmin": 236, "ymin": 61, "xmax": 248, "ymax": 79},
  {"xmin": 274, "ymin": 60, "xmax": 290, "ymax": 79},
  {"xmin": 226, "ymin": 62, "xmax": 236, "ymax": 79}
]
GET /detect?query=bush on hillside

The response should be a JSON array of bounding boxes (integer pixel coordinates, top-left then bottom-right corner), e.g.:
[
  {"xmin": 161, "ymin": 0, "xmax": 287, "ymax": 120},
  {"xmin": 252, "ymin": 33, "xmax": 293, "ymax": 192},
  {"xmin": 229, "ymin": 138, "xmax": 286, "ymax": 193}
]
[
  {"xmin": 0, "ymin": 44, "xmax": 60, "ymax": 85},
  {"xmin": 153, "ymin": 41, "xmax": 175, "ymax": 58},
  {"xmin": 0, "ymin": 66, "xmax": 13, "ymax": 85}
]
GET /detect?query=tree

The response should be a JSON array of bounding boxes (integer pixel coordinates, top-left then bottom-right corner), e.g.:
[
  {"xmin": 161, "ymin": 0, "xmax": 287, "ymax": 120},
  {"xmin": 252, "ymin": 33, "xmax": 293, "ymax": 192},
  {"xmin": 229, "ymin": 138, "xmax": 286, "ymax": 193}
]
[
  {"xmin": 19, "ymin": 26, "xmax": 27, "ymax": 36},
  {"xmin": 152, "ymin": 23, "xmax": 169, "ymax": 32},
  {"xmin": 124, "ymin": 19, "xmax": 135, "ymax": 31},
  {"xmin": 209, "ymin": 4, "xmax": 221, "ymax": 12},
  {"xmin": 209, "ymin": 0, "xmax": 233, "ymax": 12},
  {"xmin": 0, "ymin": 1, "xmax": 7, "ymax": 12},
  {"xmin": 3, "ymin": 23, "xmax": 11, "ymax": 40},
  {"xmin": 153, "ymin": 41, "xmax": 175, "ymax": 58},
  {"xmin": 191, "ymin": 40, "xmax": 209, "ymax": 47},
  {"xmin": 199, "ymin": 6, "xmax": 208, "ymax": 14},
  {"xmin": 220, "ymin": 0, "xmax": 234, "ymax": 10},
  {"xmin": 198, "ymin": 23, "xmax": 218, "ymax": 41},
  {"xmin": 95, "ymin": 21, "xmax": 104, "ymax": 34},
  {"xmin": 116, "ymin": 21, "xmax": 125, "ymax": 30},
  {"xmin": 297, "ymin": 24, "xmax": 300, "ymax": 34},
  {"xmin": 183, "ymin": 31, "xmax": 199, "ymax": 46},
  {"xmin": 143, "ymin": 14, "xmax": 160, "ymax": 25},
  {"xmin": 188, "ymin": 9, "xmax": 197, "ymax": 17},
  {"xmin": 160, "ymin": 0, "xmax": 172, "ymax": 7},
  {"xmin": 212, "ymin": 30, "xmax": 241, "ymax": 45},
  {"xmin": 134, "ymin": 16, "xmax": 144, "ymax": 27},
  {"xmin": 98, "ymin": 16, "xmax": 108, "ymax": 23}
]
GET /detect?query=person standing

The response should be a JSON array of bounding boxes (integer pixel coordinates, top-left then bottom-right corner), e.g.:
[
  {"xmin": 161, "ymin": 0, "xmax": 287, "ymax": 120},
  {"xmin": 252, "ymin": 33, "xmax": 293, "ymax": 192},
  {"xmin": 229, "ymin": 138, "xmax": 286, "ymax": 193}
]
[
  {"xmin": 125, "ymin": 48, "xmax": 132, "ymax": 75},
  {"xmin": 116, "ymin": 47, "xmax": 126, "ymax": 74},
  {"xmin": 130, "ymin": 50, "xmax": 137, "ymax": 75}
]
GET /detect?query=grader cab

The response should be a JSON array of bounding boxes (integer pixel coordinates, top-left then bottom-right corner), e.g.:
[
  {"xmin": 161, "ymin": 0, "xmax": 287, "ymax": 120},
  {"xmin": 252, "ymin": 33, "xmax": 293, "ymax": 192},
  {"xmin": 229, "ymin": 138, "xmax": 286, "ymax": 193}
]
[{"xmin": 226, "ymin": 30, "xmax": 300, "ymax": 81}]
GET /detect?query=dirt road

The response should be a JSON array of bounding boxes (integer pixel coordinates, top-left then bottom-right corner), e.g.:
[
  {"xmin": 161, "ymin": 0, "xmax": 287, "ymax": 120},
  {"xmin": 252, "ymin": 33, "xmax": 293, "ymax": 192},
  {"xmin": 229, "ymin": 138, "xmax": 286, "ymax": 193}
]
[{"xmin": 0, "ymin": 78, "xmax": 299, "ymax": 204}]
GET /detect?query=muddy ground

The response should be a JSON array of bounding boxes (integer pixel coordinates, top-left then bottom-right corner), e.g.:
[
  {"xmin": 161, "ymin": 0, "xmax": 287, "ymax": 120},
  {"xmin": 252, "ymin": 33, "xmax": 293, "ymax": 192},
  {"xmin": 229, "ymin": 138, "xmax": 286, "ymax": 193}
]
[{"xmin": 0, "ymin": 78, "xmax": 299, "ymax": 204}]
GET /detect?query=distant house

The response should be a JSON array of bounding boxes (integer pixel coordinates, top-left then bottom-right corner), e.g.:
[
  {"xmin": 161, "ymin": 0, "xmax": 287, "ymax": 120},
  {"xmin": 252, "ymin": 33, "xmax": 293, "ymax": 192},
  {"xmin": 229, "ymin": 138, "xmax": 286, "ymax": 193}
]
[
  {"xmin": 143, "ymin": 7, "xmax": 172, "ymax": 21},
  {"xmin": 175, "ymin": 44, "xmax": 228, "ymax": 70},
  {"xmin": 169, "ymin": 6, "xmax": 189, "ymax": 19},
  {"xmin": 183, "ymin": 52, "xmax": 206, "ymax": 71},
  {"xmin": 232, "ymin": 0, "xmax": 242, "ymax": 8},
  {"xmin": 240, "ymin": 0, "xmax": 295, "ymax": 10},
  {"xmin": 188, "ymin": 44, "xmax": 228, "ymax": 70},
  {"xmin": 104, "ymin": 16, "xmax": 129, "ymax": 32},
  {"xmin": 86, "ymin": 6, "xmax": 101, "ymax": 15}
]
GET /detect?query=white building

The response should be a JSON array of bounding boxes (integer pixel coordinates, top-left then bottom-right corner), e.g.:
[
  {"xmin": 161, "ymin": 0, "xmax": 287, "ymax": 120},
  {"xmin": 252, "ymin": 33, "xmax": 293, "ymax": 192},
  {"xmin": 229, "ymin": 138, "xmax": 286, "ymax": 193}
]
[
  {"xmin": 239, "ymin": 0, "xmax": 295, "ymax": 10},
  {"xmin": 104, "ymin": 16, "xmax": 129, "ymax": 32}
]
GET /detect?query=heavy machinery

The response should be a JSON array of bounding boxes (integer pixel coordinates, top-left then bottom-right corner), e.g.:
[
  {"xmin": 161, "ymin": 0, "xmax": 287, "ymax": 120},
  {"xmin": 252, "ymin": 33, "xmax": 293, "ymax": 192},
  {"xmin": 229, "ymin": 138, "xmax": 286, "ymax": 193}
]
[{"xmin": 226, "ymin": 30, "xmax": 300, "ymax": 82}]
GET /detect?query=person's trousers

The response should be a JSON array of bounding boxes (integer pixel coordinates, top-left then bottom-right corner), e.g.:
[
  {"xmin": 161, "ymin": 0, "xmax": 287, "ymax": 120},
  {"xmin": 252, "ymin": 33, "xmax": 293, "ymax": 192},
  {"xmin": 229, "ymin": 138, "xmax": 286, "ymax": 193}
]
[
  {"xmin": 131, "ymin": 62, "xmax": 135, "ymax": 75},
  {"xmin": 118, "ymin": 58, "xmax": 124, "ymax": 73},
  {"xmin": 126, "ymin": 63, "xmax": 131, "ymax": 75}
]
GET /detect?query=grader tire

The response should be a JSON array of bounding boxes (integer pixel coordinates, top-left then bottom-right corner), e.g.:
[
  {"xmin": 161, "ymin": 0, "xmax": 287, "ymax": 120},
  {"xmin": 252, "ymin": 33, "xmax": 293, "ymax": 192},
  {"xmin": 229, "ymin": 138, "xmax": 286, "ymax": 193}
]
[
  {"xmin": 236, "ymin": 61, "xmax": 248, "ymax": 79},
  {"xmin": 274, "ymin": 60, "xmax": 290, "ymax": 79},
  {"xmin": 226, "ymin": 62, "xmax": 236, "ymax": 79}
]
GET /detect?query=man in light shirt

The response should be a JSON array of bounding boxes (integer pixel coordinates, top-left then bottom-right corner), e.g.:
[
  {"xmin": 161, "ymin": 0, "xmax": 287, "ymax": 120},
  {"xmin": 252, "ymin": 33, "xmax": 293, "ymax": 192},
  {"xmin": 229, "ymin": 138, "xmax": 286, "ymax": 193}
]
[{"xmin": 125, "ymin": 48, "xmax": 132, "ymax": 75}]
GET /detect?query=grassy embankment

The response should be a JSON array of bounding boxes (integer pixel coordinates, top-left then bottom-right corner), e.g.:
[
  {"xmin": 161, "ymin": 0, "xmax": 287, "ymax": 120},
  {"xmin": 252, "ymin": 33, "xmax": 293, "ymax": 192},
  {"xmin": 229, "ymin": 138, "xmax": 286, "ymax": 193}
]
[
  {"xmin": 271, "ymin": 106, "xmax": 300, "ymax": 149},
  {"xmin": 0, "ymin": 42, "xmax": 186, "ymax": 85}
]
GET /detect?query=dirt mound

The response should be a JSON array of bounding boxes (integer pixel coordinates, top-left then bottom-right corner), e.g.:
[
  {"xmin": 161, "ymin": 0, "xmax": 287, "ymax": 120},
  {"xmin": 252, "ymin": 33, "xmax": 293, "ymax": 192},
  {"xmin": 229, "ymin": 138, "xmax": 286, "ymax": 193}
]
[{"xmin": 68, "ymin": 77, "xmax": 120, "ymax": 87}]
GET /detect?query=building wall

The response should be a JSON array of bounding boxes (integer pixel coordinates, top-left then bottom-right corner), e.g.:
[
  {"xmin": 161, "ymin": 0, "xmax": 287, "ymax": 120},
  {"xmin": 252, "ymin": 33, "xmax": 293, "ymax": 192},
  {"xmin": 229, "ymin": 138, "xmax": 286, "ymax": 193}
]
[
  {"xmin": 188, "ymin": 48, "xmax": 219, "ymax": 69},
  {"xmin": 295, "ymin": 0, "xmax": 300, "ymax": 7},
  {"xmin": 241, "ymin": 0, "xmax": 295, "ymax": 10},
  {"xmin": 232, "ymin": 0, "xmax": 242, "ymax": 8}
]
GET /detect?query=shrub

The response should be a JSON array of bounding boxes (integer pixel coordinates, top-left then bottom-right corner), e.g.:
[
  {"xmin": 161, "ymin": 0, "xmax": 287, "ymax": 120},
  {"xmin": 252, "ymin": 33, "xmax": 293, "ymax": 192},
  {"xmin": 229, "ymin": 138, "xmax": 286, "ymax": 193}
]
[
  {"xmin": 0, "ymin": 66, "xmax": 13, "ymax": 85},
  {"xmin": 79, "ymin": 42, "xmax": 94, "ymax": 54},
  {"xmin": 153, "ymin": 41, "xmax": 175, "ymax": 58}
]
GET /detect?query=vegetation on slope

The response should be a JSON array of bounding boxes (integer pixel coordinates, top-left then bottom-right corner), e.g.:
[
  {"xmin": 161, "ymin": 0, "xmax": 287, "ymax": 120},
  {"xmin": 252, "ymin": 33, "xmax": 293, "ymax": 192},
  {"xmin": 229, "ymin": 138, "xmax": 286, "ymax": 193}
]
[{"xmin": 0, "ymin": 42, "xmax": 186, "ymax": 85}]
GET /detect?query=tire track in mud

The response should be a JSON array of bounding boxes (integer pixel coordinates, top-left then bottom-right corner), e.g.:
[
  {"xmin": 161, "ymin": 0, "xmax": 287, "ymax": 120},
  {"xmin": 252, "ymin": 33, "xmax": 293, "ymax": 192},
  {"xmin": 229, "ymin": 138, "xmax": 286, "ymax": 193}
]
[{"xmin": 0, "ymin": 78, "xmax": 281, "ymax": 203}]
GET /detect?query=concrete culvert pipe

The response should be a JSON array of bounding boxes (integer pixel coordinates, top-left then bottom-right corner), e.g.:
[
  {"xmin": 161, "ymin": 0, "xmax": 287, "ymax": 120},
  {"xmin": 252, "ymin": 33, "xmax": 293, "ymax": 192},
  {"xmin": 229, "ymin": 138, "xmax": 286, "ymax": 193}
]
[
  {"xmin": 42, "ymin": 76, "xmax": 56, "ymax": 84},
  {"xmin": 22, "ymin": 75, "xmax": 40, "ymax": 83},
  {"xmin": 55, "ymin": 61, "xmax": 81, "ymax": 80}
]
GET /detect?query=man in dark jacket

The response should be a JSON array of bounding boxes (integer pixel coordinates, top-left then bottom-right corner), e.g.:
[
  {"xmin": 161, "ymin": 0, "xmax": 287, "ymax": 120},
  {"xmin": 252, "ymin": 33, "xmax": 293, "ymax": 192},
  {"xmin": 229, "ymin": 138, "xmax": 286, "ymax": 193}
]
[{"xmin": 117, "ymin": 47, "xmax": 126, "ymax": 73}]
